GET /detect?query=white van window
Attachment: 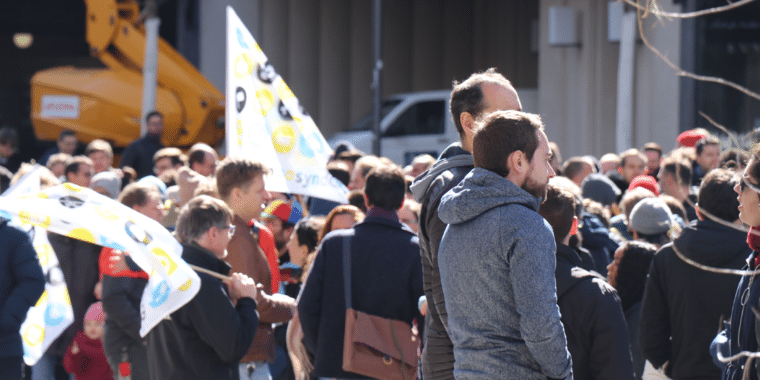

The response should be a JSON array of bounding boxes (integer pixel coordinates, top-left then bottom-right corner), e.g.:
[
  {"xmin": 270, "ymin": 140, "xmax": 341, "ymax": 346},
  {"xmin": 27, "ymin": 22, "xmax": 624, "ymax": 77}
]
[
  {"xmin": 350, "ymin": 100, "xmax": 402, "ymax": 131},
  {"xmin": 383, "ymin": 100, "xmax": 445, "ymax": 137}
]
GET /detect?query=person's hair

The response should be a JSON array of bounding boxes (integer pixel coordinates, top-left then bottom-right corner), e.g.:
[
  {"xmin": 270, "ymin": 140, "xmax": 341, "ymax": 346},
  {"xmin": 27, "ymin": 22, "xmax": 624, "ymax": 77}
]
[
  {"xmin": 193, "ymin": 177, "xmax": 219, "ymax": 199},
  {"xmin": 336, "ymin": 149, "xmax": 364, "ymax": 164},
  {"xmin": 364, "ymin": 165, "xmax": 406, "ymax": 210},
  {"xmin": 642, "ymin": 142, "xmax": 662, "ymax": 156},
  {"xmin": 294, "ymin": 216, "xmax": 325, "ymax": 253},
  {"xmin": 450, "ymin": 68, "xmax": 515, "ymax": 138},
  {"xmin": 326, "ymin": 161, "xmax": 350, "ymax": 187},
  {"xmin": 0, "ymin": 127, "xmax": 19, "ymax": 149},
  {"xmin": 11, "ymin": 164, "xmax": 60, "ymax": 189},
  {"xmin": 659, "ymin": 194, "xmax": 686, "ymax": 221},
  {"xmin": 660, "ymin": 156, "xmax": 692, "ymax": 186},
  {"xmin": 146, "ymin": 110, "xmax": 163, "ymax": 123},
  {"xmin": 347, "ymin": 189, "xmax": 367, "ymax": 213},
  {"xmin": 187, "ymin": 143, "xmax": 217, "ymax": 169},
  {"xmin": 319, "ymin": 205, "xmax": 365, "ymax": 242},
  {"xmin": 599, "ymin": 153, "xmax": 621, "ymax": 169},
  {"xmin": 561, "ymin": 157, "xmax": 592, "ymax": 182},
  {"xmin": 85, "ymin": 139, "xmax": 113, "ymax": 158},
  {"xmin": 354, "ymin": 155, "xmax": 382, "ymax": 180},
  {"xmin": 609, "ymin": 241, "xmax": 657, "ymax": 312},
  {"xmin": 153, "ymin": 147, "xmax": 186, "ymax": 167},
  {"xmin": 411, "ymin": 154, "xmax": 436, "ymax": 169},
  {"xmin": 633, "ymin": 231, "xmax": 672, "ymax": 247},
  {"xmin": 746, "ymin": 144, "xmax": 760, "ymax": 185},
  {"xmin": 539, "ymin": 182, "xmax": 578, "ymax": 244},
  {"xmin": 720, "ymin": 148, "xmax": 749, "ymax": 170},
  {"xmin": 620, "ymin": 187, "xmax": 656, "ymax": 221},
  {"xmin": 619, "ymin": 148, "xmax": 647, "ymax": 168},
  {"xmin": 215, "ymin": 157, "xmax": 268, "ymax": 200},
  {"xmin": 698, "ymin": 168, "xmax": 740, "ymax": 223},
  {"xmin": 175, "ymin": 195, "xmax": 234, "ymax": 244},
  {"xmin": 58, "ymin": 129, "xmax": 76, "ymax": 141},
  {"xmin": 695, "ymin": 135, "xmax": 720, "ymax": 156},
  {"xmin": 64, "ymin": 156, "xmax": 94, "ymax": 178},
  {"xmin": 118, "ymin": 182, "xmax": 160, "ymax": 208},
  {"xmin": 583, "ymin": 198, "xmax": 611, "ymax": 228},
  {"xmin": 46, "ymin": 153, "xmax": 72, "ymax": 171},
  {"xmin": 473, "ymin": 110, "xmax": 543, "ymax": 177}
]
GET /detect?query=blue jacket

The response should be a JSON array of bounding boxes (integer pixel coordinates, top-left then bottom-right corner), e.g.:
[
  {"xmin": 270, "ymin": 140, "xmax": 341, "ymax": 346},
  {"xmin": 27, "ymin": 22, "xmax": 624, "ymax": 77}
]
[
  {"xmin": 0, "ymin": 220, "xmax": 45, "ymax": 358},
  {"xmin": 438, "ymin": 168, "xmax": 573, "ymax": 380},
  {"xmin": 298, "ymin": 209, "xmax": 424, "ymax": 378}
]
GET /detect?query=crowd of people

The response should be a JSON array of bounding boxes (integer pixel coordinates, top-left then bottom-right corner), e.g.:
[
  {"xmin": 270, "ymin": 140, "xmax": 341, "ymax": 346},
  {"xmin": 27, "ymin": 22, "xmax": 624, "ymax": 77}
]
[{"xmin": 2, "ymin": 67, "xmax": 760, "ymax": 380}]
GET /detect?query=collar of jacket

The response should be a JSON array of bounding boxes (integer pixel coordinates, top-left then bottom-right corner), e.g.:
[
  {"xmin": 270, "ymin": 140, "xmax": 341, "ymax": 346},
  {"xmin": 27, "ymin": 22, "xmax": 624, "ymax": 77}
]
[
  {"xmin": 361, "ymin": 207, "xmax": 415, "ymax": 233},
  {"xmin": 181, "ymin": 242, "xmax": 232, "ymax": 276}
]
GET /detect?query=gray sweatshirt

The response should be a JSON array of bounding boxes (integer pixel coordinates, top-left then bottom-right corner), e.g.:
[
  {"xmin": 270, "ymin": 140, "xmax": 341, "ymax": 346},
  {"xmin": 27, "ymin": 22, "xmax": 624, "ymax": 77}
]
[{"xmin": 438, "ymin": 168, "xmax": 573, "ymax": 380}]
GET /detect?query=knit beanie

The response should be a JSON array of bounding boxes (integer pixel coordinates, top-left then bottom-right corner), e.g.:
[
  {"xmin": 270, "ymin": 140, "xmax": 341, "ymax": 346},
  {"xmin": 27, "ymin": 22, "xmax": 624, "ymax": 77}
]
[
  {"xmin": 90, "ymin": 171, "xmax": 121, "ymax": 199},
  {"xmin": 581, "ymin": 173, "xmax": 621, "ymax": 206},
  {"xmin": 629, "ymin": 198, "xmax": 674, "ymax": 235},
  {"xmin": 628, "ymin": 175, "xmax": 660, "ymax": 196},
  {"xmin": 84, "ymin": 301, "xmax": 105, "ymax": 325},
  {"xmin": 677, "ymin": 130, "xmax": 707, "ymax": 148}
]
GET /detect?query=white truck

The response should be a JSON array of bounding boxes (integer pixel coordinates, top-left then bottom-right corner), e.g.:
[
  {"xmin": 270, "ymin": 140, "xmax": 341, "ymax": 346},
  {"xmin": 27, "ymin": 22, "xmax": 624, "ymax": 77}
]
[{"xmin": 327, "ymin": 89, "xmax": 536, "ymax": 166}]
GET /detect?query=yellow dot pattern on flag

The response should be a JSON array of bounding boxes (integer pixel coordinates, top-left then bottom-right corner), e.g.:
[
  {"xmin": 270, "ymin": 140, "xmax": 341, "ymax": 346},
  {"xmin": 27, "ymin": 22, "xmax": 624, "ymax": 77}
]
[
  {"xmin": 274, "ymin": 78, "xmax": 295, "ymax": 101},
  {"xmin": 152, "ymin": 248, "xmax": 178, "ymax": 276},
  {"xmin": 19, "ymin": 210, "xmax": 51, "ymax": 229},
  {"xmin": 66, "ymin": 228, "xmax": 96, "ymax": 244},
  {"xmin": 256, "ymin": 89, "xmax": 275, "ymax": 116},
  {"xmin": 285, "ymin": 170, "xmax": 295, "ymax": 181},
  {"xmin": 272, "ymin": 125, "xmax": 296, "ymax": 153},
  {"xmin": 35, "ymin": 244, "xmax": 53, "ymax": 267},
  {"xmin": 236, "ymin": 119, "xmax": 244, "ymax": 147},
  {"xmin": 94, "ymin": 205, "xmax": 121, "ymax": 221},
  {"xmin": 234, "ymin": 53, "xmax": 255, "ymax": 80},
  {"xmin": 22, "ymin": 324, "xmax": 45, "ymax": 347},
  {"xmin": 63, "ymin": 183, "xmax": 84, "ymax": 192},
  {"xmin": 35, "ymin": 290, "xmax": 48, "ymax": 308},
  {"xmin": 179, "ymin": 279, "xmax": 192, "ymax": 291},
  {"xmin": 37, "ymin": 193, "xmax": 49, "ymax": 199}
]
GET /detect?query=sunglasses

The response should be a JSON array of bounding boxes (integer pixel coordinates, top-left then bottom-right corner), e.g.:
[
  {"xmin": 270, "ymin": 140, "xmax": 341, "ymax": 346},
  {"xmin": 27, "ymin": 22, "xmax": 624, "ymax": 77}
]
[
  {"xmin": 740, "ymin": 175, "xmax": 760, "ymax": 194},
  {"xmin": 218, "ymin": 224, "xmax": 236, "ymax": 238}
]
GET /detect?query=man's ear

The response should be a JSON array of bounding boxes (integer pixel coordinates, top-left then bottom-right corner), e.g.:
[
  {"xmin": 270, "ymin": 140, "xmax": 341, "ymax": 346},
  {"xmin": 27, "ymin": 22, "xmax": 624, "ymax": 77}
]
[
  {"xmin": 460, "ymin": 112, "xmax": 476, "ymax": 136},
  {"xmin": 507, "ymin": 150, "xmax": 527, "ymax": 176}
]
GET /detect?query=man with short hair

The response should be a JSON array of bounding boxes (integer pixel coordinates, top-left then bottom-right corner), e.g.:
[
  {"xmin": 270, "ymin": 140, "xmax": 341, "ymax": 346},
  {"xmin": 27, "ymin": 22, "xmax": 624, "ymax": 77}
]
[
  {"xmin": 120, "ymin": 111, "xmax": 165, "ymax": 179},
  {"xmin": 410, "ymin": 68, "xmax": 522, "ymax": 380},
  {"xmin": 39, "ymin": 129, "xmax": 78, "ymax": 166},
  {"xmin": 347, "ymin": 155, "xmax": 381, "ymax": 190},
  {"xmin": 299, "ymin": 165, "xmax": 424, "ymax": 379},
  {"xmin": 642, "ymin": 142, "xmax": 663, "ymax": 178},
  {"xmin": 658, "ymin": 156, "xmax": 697, "ymax": 221},
  {"xmin": 85, "ymin": 139, "xmax": 115, "ymax": 174},
  {"xmin": 561, "ymin": 156, "xmax": 595, "ymax": 187},
  {"xmin": 640, "ymin": 169, "xmax": 748, "ymax": 379},
  {"xmin": 147, "ymin": 195, "xmax": 262, "ymax": 379},
  {"xmin": 0, "ymin": 127, "xmax": 22, "ymax": 176},
  {"xmin": 608, "ymin": 149, "xmax": 647, "ymax": 198},
  {"xmin": 539, "ymin": 180, "xmax": 635, "ymax": 380},
  {"xmin": 153, "ymin": 147, "xmax": 186, "ymax": 181},
  {"xmin": 65, "ymin": 156, "xmax": 95, "ymax": 188},
  {"xmin": 215, "ymin": 157, "xmax": 296, "ymax": 380},
  {"xmin": 692, "ymin": 136, "xmax": 721, "ymax": 186},
  {"xmin": 187, "ymin": 143, "xmax": 219, "ymax": 177},
  {"xmin": 438, "ymin": 110, "xmax": 572, "ymax": 379}
]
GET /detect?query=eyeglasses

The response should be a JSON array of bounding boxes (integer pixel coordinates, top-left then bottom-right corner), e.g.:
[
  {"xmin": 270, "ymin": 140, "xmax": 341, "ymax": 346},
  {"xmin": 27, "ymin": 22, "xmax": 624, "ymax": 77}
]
[
  {"xmin": 218, "ymin": 224, "xmax": 236, "ymax": 238},
  {"xmin": 740, "ymin": 175, "xmax": 760, "ymax": 194}
]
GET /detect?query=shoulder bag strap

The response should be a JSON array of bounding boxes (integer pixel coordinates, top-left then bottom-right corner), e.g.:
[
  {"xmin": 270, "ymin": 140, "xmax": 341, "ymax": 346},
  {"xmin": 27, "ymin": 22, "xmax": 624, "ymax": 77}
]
[{"xmin": 342, "ymin": 235, "xmax": 352, "ymax": 310}]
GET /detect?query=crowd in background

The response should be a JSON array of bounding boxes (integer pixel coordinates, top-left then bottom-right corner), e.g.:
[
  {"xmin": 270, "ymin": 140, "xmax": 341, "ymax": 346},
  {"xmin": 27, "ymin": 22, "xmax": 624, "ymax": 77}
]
[{"xmin": 2, "ymin": 67, "xmax": 760, "ymax": 380}]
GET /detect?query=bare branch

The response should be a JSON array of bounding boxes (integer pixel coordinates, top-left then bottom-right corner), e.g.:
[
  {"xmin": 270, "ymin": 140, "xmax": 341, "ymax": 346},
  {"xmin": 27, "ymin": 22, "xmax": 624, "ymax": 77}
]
[
  {"xmin": 622, "ymin": 0, "xmax": 757, "ymax": 19},
  {"xmin": 634, "ymin": 3, "xmax": 760, "ymax": 102},
  {"xmin": 698, "ymin": 111, "xmax": 742, "ymax": 149}
]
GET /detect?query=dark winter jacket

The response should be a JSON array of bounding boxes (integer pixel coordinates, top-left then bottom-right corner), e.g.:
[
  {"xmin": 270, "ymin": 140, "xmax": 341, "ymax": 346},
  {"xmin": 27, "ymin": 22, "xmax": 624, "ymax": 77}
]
[
  {"xmin": 119, "ymin": 135, "xmax": 164, "ymax": 179},
  {"xmin": 298, "ymin": 209, "xmax": 424, "ymax": 379},
  {"xmin": 409, "ymin": 143, "xmax": 473, "ymax": 380},
  {"xmin": 146, "ymin": 243, "xmax": 259, "ymax": 380},
  {"xmin": 579, "ymin": 212, "xmax": 619, "ymax": 277},
  {"xmin": 0, "ymin": 220, "xmax": 45, "ymax": 358},
  {"xmin": 437, "ymin": 168, "xmax": 572, "ymax": 380},
  {"xmin": 555, "ymin": 243, "xmax": 635, "ymax": 380},
  {"xmin": 640, "ymin": 219, "xmax": 748, "ymax": 379}
]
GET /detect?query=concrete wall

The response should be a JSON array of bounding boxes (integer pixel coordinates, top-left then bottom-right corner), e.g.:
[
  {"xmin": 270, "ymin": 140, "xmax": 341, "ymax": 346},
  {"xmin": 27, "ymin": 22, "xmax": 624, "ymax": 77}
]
[{"xmin": 538, "ymin": 0, "xmax": 681, "ymax": 159}]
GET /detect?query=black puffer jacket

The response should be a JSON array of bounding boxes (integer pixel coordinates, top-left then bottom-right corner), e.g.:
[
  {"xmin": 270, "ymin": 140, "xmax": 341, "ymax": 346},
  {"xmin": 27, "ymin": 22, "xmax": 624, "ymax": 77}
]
[
  {"xmin": 410, "ymin": 143, "xmax": 473, "ymax": 380},
  {"xmin": 640, "ymin": 219, "xmax": 749, "ymax": 379},
  {"xmin": 555, "ymin": 243, "xmax": 635, "ymax": 380}
]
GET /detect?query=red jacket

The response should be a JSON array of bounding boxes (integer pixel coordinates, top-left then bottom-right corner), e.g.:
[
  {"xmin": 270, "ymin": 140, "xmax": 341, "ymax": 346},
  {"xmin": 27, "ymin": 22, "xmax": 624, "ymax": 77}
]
[{"xmin": 63, "ymin": 331, "xmax": 113, "ymax": 380}]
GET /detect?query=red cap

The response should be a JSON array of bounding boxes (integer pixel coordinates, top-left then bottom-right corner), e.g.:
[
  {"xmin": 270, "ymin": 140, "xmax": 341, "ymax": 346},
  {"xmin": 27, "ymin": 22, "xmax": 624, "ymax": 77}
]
[
  {"xmin": 628, "ymin": 175, "xmax": 660, "ymax": 196},
  {"xmin": 677, "ymin": 130, "xmax": 707, "ymax": 148}
]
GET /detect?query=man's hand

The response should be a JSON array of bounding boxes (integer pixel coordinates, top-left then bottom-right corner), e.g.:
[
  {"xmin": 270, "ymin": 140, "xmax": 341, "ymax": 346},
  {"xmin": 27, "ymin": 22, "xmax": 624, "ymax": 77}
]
[
  {"xmin": 225, "ymin": 273, "xmax": 260, "ymax": 303},
  {"xmin": 71, "ymin": 341, "xmax": 80, "ymax": 355}
]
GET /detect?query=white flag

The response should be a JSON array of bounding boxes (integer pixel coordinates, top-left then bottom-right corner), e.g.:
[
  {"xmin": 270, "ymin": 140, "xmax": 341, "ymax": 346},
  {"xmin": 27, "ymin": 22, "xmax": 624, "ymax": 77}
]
[
  {"xmin": 0, "ymin": 183, "xmax": 201, "ymax": 338},
  {"xmin": 3, "ymin": 165, "xmax": 75, "ymax": 365},
  {"xmin": 226, "ymin": 6, "xmax": 348, "ymax": 203}
]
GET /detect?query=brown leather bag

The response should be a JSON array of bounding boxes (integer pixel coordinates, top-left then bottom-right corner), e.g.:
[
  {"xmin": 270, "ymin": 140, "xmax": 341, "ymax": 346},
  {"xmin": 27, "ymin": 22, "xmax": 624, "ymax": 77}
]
[{"xmin": 340, "ymin": 236, "xmax": 419, "ymax": 380}]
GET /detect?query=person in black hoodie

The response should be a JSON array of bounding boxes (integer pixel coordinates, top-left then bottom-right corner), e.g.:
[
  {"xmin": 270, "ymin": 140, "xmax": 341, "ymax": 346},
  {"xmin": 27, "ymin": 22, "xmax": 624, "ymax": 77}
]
[
  {"xmin": 640, "ymin": 168, "xmax": 749, "ymax": 379},
  {"xmin": 539, "ymin": 179, "xmax": 635, "ymax": 380}
]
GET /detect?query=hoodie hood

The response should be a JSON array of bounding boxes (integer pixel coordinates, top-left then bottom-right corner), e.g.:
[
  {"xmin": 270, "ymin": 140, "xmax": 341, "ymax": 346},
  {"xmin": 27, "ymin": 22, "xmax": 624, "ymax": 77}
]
[
  {"xmin": 672, "ymin": 219, "xmax": 751, "ymax": 267},
  {"xmin": 410, "ymin": 143, "xmax": 472, "ymax": 202},
  {"xmin": 438, "ymin": 167, "xmax": 540, "ymax": 225}
]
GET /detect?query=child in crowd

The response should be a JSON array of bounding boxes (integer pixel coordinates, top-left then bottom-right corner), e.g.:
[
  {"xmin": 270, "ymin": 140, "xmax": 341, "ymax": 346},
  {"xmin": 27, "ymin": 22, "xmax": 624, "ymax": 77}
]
[{"xmin": 63, "ymin": 302, "xmax": 114, "ymax": 380}]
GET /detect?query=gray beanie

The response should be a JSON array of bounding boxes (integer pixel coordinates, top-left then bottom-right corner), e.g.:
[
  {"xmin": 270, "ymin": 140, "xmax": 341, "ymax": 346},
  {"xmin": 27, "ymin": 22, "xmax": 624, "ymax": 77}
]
[
  {"xmin": 629, "ymin": 198, "xmax": 674, "ymax": 235},
  {"xmin": 90, "ymin": 171, "xmax": 121, "ymax": 199},
  {"xmin": 581, "ymin": 173, "xmax": 621, "ymax": 206}
]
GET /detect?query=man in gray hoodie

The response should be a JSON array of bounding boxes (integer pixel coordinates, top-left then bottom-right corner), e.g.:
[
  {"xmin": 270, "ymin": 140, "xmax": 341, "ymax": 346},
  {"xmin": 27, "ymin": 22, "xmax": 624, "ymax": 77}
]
[
  {"xmin": 410, "ymin": 68, "xmax": 522, "ymax": 380},
  {"xmin": 438, "ymin": 110, "xmax": 572, "ymax": 380}
]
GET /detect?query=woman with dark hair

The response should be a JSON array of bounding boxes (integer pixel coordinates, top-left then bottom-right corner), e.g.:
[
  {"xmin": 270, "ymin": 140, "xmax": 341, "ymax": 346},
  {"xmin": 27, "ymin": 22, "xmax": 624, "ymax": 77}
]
[
  {"xmin": 607, "ymin": 241, "xmax": 657, "ymax": 380},
  {"xmin": 712, "ymin": 145, "xmax": 760, "ymax": 380}
]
